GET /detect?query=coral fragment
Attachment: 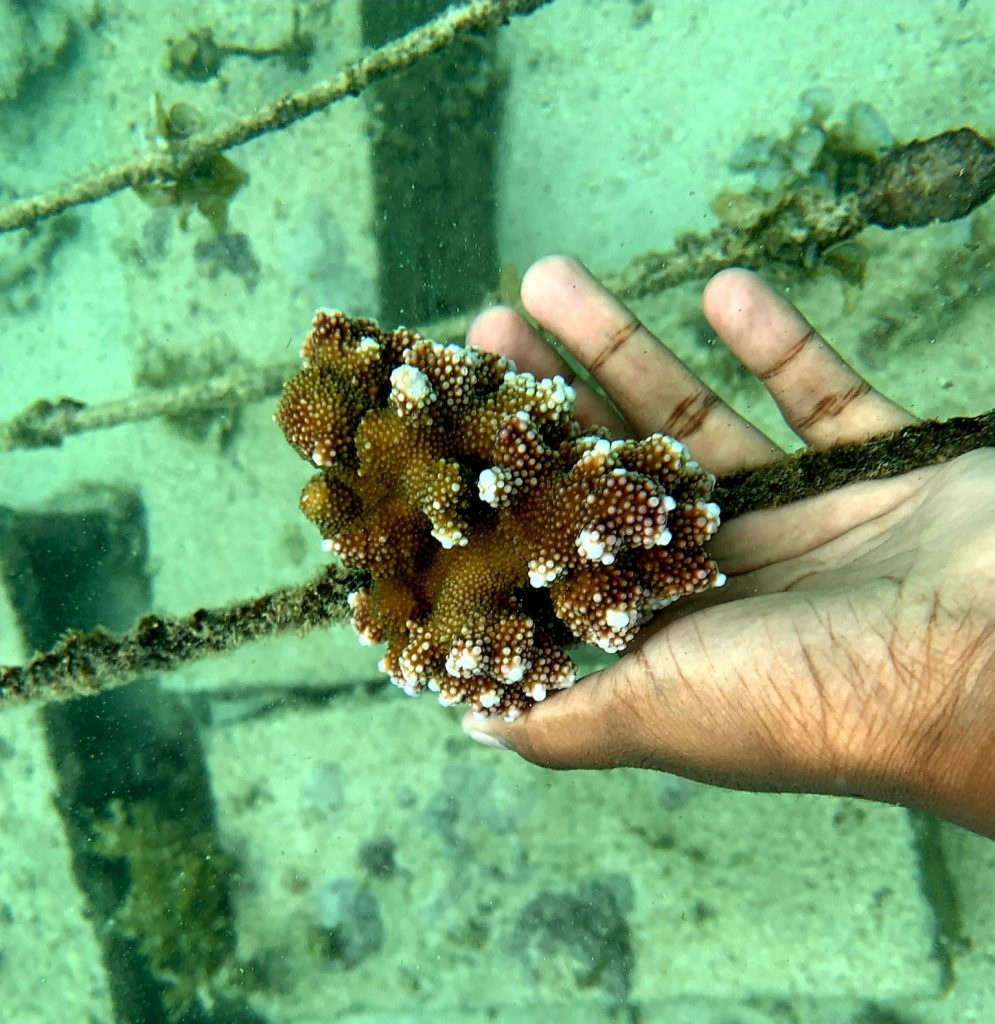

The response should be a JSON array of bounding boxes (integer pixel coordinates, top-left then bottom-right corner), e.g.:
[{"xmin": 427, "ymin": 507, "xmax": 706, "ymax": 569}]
[{"xmin": 276, "ymin": 310, "xmax": 724, "ymax": 719}]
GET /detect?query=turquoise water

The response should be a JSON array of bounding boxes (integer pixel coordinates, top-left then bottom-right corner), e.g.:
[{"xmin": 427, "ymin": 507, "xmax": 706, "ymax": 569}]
[{"xmin": 0, "ymin": 2, "xmax": 992, "ymax": 1022}]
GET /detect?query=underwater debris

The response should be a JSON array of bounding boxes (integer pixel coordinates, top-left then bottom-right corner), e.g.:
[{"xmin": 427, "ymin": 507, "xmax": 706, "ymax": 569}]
[
  {"xmin": 0, "ymin": 0, "xmax": 552, "ymax": 235},
  {"xmin": 166, "ymin": 11, "xmax": 315, "ymax": 83},
  {"xmin": 313, "ymin": 877, "xmax": 385, "ymax": 969},
  {"xmin": 513, "ymin": 874, "xmax": 635, "ymax": 1000},
  {"xmin": 134, "ymin": 96, "xmax": 249, "ymax": 233},
  {"xmin": 617, "ymin": 112, "xmax": 995, "ymax": 299},
  {"xmin": 859, "ymin": 127, "xmax": 995, "ymax": 228},
  {"xmin": 723, "ymin": 91, "xmax": 895, "ymax": 214},
  {"xmin": 720, "ymin": 94, "xmax": 995, "ymax": 231},
  {"xmin": 93, "ymin": 800, "xmax": 238, "ymax": 1014}
]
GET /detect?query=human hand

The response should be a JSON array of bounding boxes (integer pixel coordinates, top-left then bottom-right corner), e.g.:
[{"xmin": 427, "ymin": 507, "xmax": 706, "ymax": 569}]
[{"xmin": 463, "ymin": 256, "xmax": 995, "ymax": 838}]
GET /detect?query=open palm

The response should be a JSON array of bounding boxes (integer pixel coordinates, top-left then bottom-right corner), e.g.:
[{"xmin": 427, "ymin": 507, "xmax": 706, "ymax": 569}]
[{"xmin": 464, "ymin": 256, "xmax": 995, "ymax": 837}]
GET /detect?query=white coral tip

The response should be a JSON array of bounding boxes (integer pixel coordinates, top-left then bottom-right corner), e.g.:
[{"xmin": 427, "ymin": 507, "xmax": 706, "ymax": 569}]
[
  {"xmin": 576, "ymin": 528, "xmax": 605, "ymax": 562},
  {"xmin": 605, "ymin": 607, "xmax": 631, "ymax": 629},
  {"xmin": 501, "ymin": 659, "xmax": 527, "ymax": 684},
  {"xmin": 390, "ymin": 364, "xmax": 435, "ymax": 412},
  {"xmin": 528, "ymin": 558, "xmax": 561, "ymax": 588},
  {"xmin": 432, "ymin": 525, "xmax": 467, "ymax": 549},
  {"xmin": 446, "ymin": 646, "xmax": 481, "ymax": 676},
  {"xmin": 477, "ymin": 467, "xmax": 499, "ymax": 505}
]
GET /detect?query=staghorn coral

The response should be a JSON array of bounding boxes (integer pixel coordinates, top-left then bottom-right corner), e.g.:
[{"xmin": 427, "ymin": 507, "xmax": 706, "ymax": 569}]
[{"xmin": 276, "ymin": 311, "xmax": 725, "ymax": 720}]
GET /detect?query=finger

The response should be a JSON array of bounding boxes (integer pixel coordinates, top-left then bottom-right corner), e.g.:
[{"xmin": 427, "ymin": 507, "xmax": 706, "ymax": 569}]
[
  {"xmin": 467, "ymin": 305, "xmax": 629, "ymax": 435},
  {"xmin": 463, "ymin": 664, "xmax": 648, "ymax": 766},
  {"xmin": 467, "ymin": 305, "xmax": 560, "ymax": 376},
  {"xmin": 641, "ymin": 469, "xmax": 935, "ymax": 642},
  {"xmin": 462, "ymin": 597, "xmax": 840, "ymax": 793},
  {"xmin": 521, "ymin": 255, "xmax": 778, "ymax": 474},
  {"xmin": 703, "ymin": 269, "xmax": 915, "ymax": 447},
  {"xmin": 708, "ymin": 469, "xmax": 932, "ymax": 575}
]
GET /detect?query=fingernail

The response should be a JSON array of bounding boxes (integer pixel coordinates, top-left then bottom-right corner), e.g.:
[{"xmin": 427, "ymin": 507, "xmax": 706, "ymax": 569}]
[{"xmin": 467, "ymin": 729, "xmax": 511, "ymax": 751}]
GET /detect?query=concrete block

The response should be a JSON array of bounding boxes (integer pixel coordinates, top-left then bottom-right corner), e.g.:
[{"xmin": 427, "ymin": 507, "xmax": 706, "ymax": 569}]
[{"xmin": 206, "ymin": 692, "xmax": 939, "ymax": 1020}]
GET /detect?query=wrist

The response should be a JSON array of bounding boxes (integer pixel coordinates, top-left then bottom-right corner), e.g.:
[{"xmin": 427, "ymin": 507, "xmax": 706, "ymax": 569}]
[{"xmin": 888, "ymin": 607, "xmax": 995, "ymax": 837}]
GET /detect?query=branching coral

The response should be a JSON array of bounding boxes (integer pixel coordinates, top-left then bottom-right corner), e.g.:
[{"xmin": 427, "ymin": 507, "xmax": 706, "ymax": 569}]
[{"xmin": 276, "ymin": 311, "xmax": 725, "ymax": 721}]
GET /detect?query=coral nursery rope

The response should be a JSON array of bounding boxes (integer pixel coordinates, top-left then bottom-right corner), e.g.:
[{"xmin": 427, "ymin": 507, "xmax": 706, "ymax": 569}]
[
  {"xmin": 0, "ymin": 567, "xmax": 368, "ymax": 707},
  {"xmin": 0, "ymin": 0, "xmax": 554, "ymax": 234},
  {"xmin": 0, "ymin": 362, "xmax": 296, "ymax": 451},
  {"xmin": 1, "ymin": 410, "xmax": 991, "ymax": 709},
  {"xmin": 712, "ymin": 409, "xmax": 995, "ymax": 519}
]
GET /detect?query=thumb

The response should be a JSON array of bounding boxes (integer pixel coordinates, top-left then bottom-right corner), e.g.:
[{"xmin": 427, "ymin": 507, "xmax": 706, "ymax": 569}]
[
  {"xmin": 462, "ymin": 660, "xmax": 652, "ymax": 769},
  {"xmin": 461, "ymin": 597, "xmax": 842, "ymax": 792}
]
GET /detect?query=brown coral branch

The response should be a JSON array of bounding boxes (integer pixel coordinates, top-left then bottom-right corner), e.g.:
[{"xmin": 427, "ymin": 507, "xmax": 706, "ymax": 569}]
[
  {"xmin": 1, "ymin": 408, "xmax": 990, "ymax": 711},
  {"xmin": 276, "ymin": 311, "xmax": 727, "ymax": 718},
  {"xmin": 0, "ymin": 565, "xmax": 368, "ymax": 708},
  {"xmin": 0, "ymin": 0, "xmax": 554, "ymax": 235}
]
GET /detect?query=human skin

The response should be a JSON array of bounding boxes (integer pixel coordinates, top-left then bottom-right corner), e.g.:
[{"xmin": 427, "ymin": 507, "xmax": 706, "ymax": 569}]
[{"xmin": 462, "ymin": 255, "xmax": 995, "ymax": 838}]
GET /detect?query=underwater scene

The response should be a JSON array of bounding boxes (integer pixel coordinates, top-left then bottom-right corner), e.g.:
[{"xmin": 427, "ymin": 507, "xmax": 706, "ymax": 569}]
[{"xmin": 1, "ymin": 1, "xmax": 993, "ymax": 1022}]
